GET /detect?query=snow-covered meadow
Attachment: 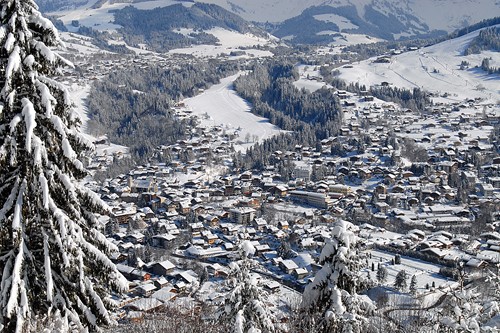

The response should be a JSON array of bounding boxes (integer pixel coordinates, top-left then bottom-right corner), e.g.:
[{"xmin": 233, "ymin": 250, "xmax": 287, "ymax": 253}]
[
  {"xmin": 337, "ymin": 27, "xmax": 500, "ymax": 104},
  {"xmin": 169, "ymin": 28, "xmax": 276, "ymax": 59},
  {"xmin": 183, "ymin": 73, "xmax": 284, "ymax": 152}
]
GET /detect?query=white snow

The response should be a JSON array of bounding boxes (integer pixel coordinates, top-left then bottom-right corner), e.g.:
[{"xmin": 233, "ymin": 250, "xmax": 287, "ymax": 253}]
[
  {"xmin": 5, "ymin": 45, "xmax": 21, "ymax": 89},
  {"xmin": 337, "ymin": 26, "xmax": 500, "ymax": 104},
  {"xmin": 169, "ymin": 28, "xmax": 275, "ymax": 59},
  {"xmin": 313, "ymin": 14, "xmax": 359, "ymax": 31},
  {"xmin": 43, "ymin": 232, "xmax": 54, "ymax": 303},
  {"xmin": 39, "ymin": 174, "xmax": 49, "ymax": 209},
  {"xmin": 21, "ymin": 98, "xmax": 36, "ymax": 153},
  {"xmin": 183, "ymin": 73, "xmax": 283, "ymax": 152},
  {"xmin": 240, "ymin": 240, "xmax": 256, "ymax": 257}
]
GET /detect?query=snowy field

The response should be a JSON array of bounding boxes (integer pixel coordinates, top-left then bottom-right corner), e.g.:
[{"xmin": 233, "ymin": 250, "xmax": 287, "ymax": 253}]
[
  {"xmin": 66, "ymin": 82, "xmax": 129, "ymax": 157},
  {"xmin": 50, "ymin": 0, "xmax": 194, "ymax": 32},
  {"xmin": 293, "ymin": 64, "xmax": 332, "ymax": 92},
  {"xmin": 365, "ymin": 250, "xmax": 456, "ymax": 294},
  {"xmin": 169, "ymin": 28, "xmax": 275, "ymax": 59},
  {"xmin": 183, "ymin": 73, "xmax": 283, "ymax": 152},
  {"xmin": 337, "ymin": 26, "xmax": 500, "ymax": 104}
]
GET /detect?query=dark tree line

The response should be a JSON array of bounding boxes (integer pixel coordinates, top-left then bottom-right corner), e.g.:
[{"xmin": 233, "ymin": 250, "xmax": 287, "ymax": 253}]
[
  {"xmin": 369, "ymin": 86, "xmax": 431, "ymax": 111},
  {"xmin": 480, "ymin": 57, "xmax": 500, "ymax": 75},
  {"xmin": 112, "ymin": 3, "xmax": 265, "ymax": 52},
  {"xmin": 232, "ymin": 60, "xmax": 343, "ymax": 170},
  {"xmin": 235, "ymin": 61, "xmax": 343, "ymax": 135},
  {"xmin": 87, "ymin": 60, "xmax": 239, "ymax": 160},
  {"xmin": 465, "ymin": 27, "xmax": 500, "ymax": 55}
]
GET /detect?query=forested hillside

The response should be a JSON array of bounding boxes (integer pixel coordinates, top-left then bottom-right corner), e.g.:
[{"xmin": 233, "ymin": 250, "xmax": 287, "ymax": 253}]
[
  {"xmin": 232, "ymin": 60, "xmax": 343, "ymax": 169},
  {"xmin": 87, "ymin": 61, "xmax": 239, "ymax": 158},
  {"xmin": 112, "ymin": 3, "xmax": 265, "ymax": 52}
]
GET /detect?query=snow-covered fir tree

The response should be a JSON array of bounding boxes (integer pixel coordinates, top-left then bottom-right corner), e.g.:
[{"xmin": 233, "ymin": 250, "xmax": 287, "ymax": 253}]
[
  {"xmin": 217, "ymin": 241, "xmax": 275, "ymax": 333},
  {"xmin": 300, "ymin": 220, "xmax": 374, "ymax": 333},
  {"xmin": 0, "ymin": 1, "xmax": 127, "ymax": 331},
  {"xmin": 376, "ymin": 265, "xmax": 388, "ymax": 284},
  {"xmin": 429, "ymin": 268, "xmax": 500, "ymax": 332},
  {"xmin": 394, "ymin": 270, "xmax": 408, "ymax": 292},
  {"xmin": 409, "ymin": 275, "xmax": 417, "ymax": 295}
]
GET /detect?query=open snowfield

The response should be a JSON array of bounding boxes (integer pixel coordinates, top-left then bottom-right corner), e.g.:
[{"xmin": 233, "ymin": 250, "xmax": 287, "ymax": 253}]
[
  {"xmin": 294, "ymin": 64, "xmax": 332, "ymax": 92},
  {"xmin": 169, "ymin": 28, "xmax": 275, "ymax": 59},
  {"xmin": 66, "ymin": 82, "xmax": 129, "ymax": 157},
  {"xmin": 50, "ymin": 0, "xmax": 193, "ymax": 32},
  {"xmin": 337, "ymin": 27, "xmax": 500, "ymax": 104},
  {"xmin": 365, "ymin": 250, "xmax": 456, "ymax": 293},
  {"xmin": 183, "ymin": 73, "xmax": 283, "ymax": 152}
]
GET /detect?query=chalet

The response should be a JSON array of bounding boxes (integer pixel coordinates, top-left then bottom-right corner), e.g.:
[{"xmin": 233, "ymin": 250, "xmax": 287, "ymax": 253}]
[
  {"xmin": 125, "ymin": 233, "xmax": 145, "ymax": 244},
  {"xmin": 153, "ymin": 277, "xmax": 171, "ymax": 290},
  {"xmin": 151, "ymin": 233, "xmax": 176, "ymax": 249},
  {"xmin": 123, "ymin": 298, "xmax": 163, "ymax": 313},
  {"xmin": 151, "ymin": 288, "xmax": 177, "ymax": 303},
  {"xmin": 279, "ymin": 259, "xmax": 299, "ymax": 274},
  {"xmin": 278, "ymin": 221, "xmax": 289, "ymax": 230},
  {"xmin": 262, "ymin": 280, "xmax": 281, "ymax": 293},
  {"xmin": 293, "ymin": 268, "xmax": 309, "ymax": 279},
  {"xmin": 110, "ymin": 208, "xmax": 136, "ymax": 225},
  {"xmin": 137, "ymin": 283, "xmax": 157, "ymax": 297},
  {"xmin": 178, "ymin": 201, "xmax": 191, "ymax": 215},
  {"xmin": 150, "ymin": 260, "xmax": 176, "ymax": 276},
  {"xmin": 253, "ymin": 218, "xmax": 268, "ymax": 231},
  {"xmin": 117, "ymin": 264, "xmax": 151, "ymax": 281},
  {"xmin": 207, "ymin": 263, "xmax": 230, "ymax": 277},
  {"xmin": 203, "ymin": 232, "xmax": 218, "ymax": 245}
]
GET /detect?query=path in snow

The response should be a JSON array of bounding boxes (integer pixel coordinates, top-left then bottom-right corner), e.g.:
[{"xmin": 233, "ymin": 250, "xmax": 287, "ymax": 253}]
[{"xmin": 184, "ymin": 73, "xmax": 283, "ymax": 152}]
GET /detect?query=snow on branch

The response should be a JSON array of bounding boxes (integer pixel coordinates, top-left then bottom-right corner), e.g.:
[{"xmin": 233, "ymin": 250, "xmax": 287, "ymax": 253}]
[
  {"xmin": 21, "ymin": 98, "xmax": 36, "ymax": 153},
  {"xmin": 4, "ymin": 45, "xmax": 21, "ymax": 91},
  {"xmin": 11, "ymin": 180, "xmax": 26, "ymax": 231},
  {"xmin": 0, "ymin": 178, "xmax": 19, "ymax": 222},
  {"xmin": 35, "ymin": 81, "xmax": 55, "ymax": 118},
  {"xmin": 5, "ymin": 237, "xmax": 26, "ymax": 318},
  {"xmin": 43, "ymin": 231, "xmax": 54, "ymax": 303}
]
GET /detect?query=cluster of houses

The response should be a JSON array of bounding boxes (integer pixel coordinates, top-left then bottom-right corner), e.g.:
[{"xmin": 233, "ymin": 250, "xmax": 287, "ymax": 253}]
[
  {"xmin": 81, "ymin": 86, "xmax": 500, "ymax": 322},
  {"xmin": 61, "ymin": 33, "xmax": 500, "ymax": 323}
]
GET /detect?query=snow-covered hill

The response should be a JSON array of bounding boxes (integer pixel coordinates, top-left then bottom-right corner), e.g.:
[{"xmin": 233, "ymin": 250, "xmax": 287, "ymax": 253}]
[
  {"xmin": 47, "ymin": 0, "xmax": 278, "ymax": 53},
  {"xmin": 336, "ymin": 25, "xmax": 500, "ymax": 104},
  {"xmin": 200, "ymin": 0, "xmax": 498, "ymax": 32},
  {"xmin": 45, "ymin": 0, "xmax": 499, "ymax": 43}
]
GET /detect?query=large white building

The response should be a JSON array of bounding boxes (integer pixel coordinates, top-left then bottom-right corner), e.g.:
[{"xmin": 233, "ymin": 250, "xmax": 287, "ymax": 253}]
[
  {"xmin": 289, "ymin": 190, "xmax": 333, "ymax": 209},
  {"xmin": 229, "ymin": 207, "xmax": 256, "ymax": 224}
]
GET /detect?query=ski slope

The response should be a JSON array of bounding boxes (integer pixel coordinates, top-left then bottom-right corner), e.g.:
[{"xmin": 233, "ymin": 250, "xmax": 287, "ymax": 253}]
[
  {"xmin": 183, "ymin": 73, "xmax": 283, "ymax": 152},
  {"xmin": 337, "ymin": 26, "xmax": 500, "ymax": 103}
]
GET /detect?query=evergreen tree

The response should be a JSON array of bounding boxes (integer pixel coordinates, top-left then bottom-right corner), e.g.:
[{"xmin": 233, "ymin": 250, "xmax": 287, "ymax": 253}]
[
  {"xmin": 300, "ymin": 220, "xmax": 373, "ymax": 333},
  {"xmin": 394, "ymin": 270, "xmax": 408, "ymax": 292},
  {"xmin": 217, "ymin": 241, "xmax": 275, "ymax": 333},
  {"xmin": 0, "ymin": 1, "xmax": 126, "ymax": 331},
  {"xmin": 376, "ymin": 265, "xmax": 388, "ymax": 284},
  {"xmin": 410, "ymin": 275, "xmax": 417, "ymax": 295}
]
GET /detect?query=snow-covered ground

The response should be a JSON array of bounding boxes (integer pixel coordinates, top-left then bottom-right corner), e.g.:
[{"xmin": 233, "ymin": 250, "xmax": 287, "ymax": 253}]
[
  {"xmin": 169, "ymin": 28, "xmax": 275, "ymax": 59},
  {"xmin": 183, "ymin": 73, "xmax": 283, "ymax": 152},
  {"xmin": 49, "ymin": 0, "xmax": 193, "ymax": 32},
  {"xmin": 337, "ymin": 26, "xmax": 500, "ymax": 104},
  {"xmin": 365, "ymin": 250, "xmax": 456, "ymax": 293},
  {"xmin": 66, "ymin": 81, "xmax": 128, "ymax": 157},
  {"xmin": 293, "ymin": 64, "xmax": 332, "ymax": 93},
  {"xmin": 199, "ymin": 0, "xmax": 498, "ymax": 33}
]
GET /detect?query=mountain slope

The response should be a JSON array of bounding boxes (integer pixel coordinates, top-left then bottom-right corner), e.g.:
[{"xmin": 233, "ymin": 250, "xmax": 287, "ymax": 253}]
[
  {"xmin": 48, "ymin": 1, "xmax": 273, "ymax": 52},
  {"xmin": 43, "ymin": 0, "xmax": 499, "ymax": 44},
  {"xmin": 200, "ymin": 0, "xmax": 500, "ymax": 41},
  {"xmin": 336, "ymin": 25, "xmax": 500, "ymax": 103}
]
